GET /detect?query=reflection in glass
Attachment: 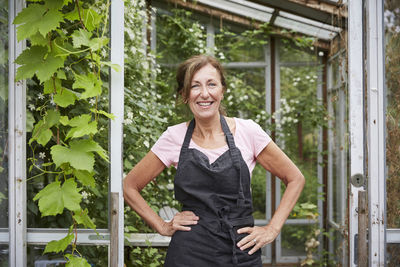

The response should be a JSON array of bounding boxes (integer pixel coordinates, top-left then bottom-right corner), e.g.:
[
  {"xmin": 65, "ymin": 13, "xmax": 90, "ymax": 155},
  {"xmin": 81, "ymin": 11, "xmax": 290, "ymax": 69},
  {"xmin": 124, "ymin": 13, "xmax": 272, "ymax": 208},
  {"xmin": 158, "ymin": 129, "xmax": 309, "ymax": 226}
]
[
  {"xmin": 27, "ymin": 245, "xmax": 108, "ymax": 267},
  {"xmin": 385, "ymin": 0, "xmax": 400, "ymax": 229},
  {"xmin": 0, "ymin": 0, "xmax": 9, "ymax": 266},
  {"xmin": 281, "ymin": 224, "xmax": 314, "ymax": 257}
]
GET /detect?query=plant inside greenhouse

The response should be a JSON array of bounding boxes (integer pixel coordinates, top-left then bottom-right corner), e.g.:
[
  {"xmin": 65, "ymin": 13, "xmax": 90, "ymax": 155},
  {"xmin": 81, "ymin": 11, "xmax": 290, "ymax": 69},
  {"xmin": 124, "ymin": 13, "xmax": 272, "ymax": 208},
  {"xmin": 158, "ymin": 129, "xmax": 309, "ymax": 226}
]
[{"xmin": 1, "ymin": 0, "xmax": 400, "ymax": 266}]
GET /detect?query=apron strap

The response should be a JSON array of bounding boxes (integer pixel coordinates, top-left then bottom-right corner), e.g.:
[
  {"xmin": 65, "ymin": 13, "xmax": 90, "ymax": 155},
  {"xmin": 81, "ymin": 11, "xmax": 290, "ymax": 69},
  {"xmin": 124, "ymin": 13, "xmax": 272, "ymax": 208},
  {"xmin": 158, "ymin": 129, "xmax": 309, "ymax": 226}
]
[{"xmin": 220, "ymin": 115, "xmax": 246, "ymax": 207}]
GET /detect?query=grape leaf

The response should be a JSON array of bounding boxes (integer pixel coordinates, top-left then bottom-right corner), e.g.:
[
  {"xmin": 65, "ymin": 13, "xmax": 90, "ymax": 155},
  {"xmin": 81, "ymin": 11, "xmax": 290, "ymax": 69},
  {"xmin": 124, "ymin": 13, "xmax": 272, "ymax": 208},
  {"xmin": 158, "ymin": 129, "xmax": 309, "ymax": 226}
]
[
  {"xmin": 15, "ymin": 46, "xmax": 64, "ymax": 83},
  {"xmin": 73, "ymin": 208, "xmax": 96, "ymax": 229},
  {"xmin": 30, "ymin": 110, "xmax": 60, "ymax": 146},
  {"xmin": 83, "ymin": 8, "xmax": 102, "ymax": 31},
  {"xmin": 13, "ymin": 4, "xmax": 64, "ymax": 41},
  {"xmin": 54, "ymin": 88, "xmax": 77, "ymax": 107},
  {"xmin": 70, "ymin": 139, "xmax": 108, "ymax": 162},
  {"xmin": 73, "ymin": 169, "xmax": 95, "ymax": 187},
  {"xmin": 60, "ymin": 116, "xmax": 69, "ymax": 126},
  {"xmin": 71, "ymin": 29, "xmax": 93, "ymax": 48},
  {"xmin": 90, "ymin": 108, "xmax": 115, "ymax": 120},
  {"xmin": 65, "ymin": 255, "xmax": 91, "ymax": 267},
  {"xmin": 33, "ymin": 181, "xmax": 63, "ymax": 216},
  {"xmin": 62, "ymin": 179, "xmax": 82, "ymax": 212},
  {"xmin": 51, "ymin": 144, "xmax": 95, "ymax": 172},
  {"xmin": 44, "ymin": 0, "xmax": 65, "ymax": 10},
  {"xmin": 44, "ymin": 233, "xmax": 74, "ymax": 254},
  {"xmin": 65, "ymin": 114, "xmax": 97, "ymax": 139},
  {"xmin": 43, "ymin": 77, "xmax": 62, "ymax": 94},
  {"xmin": 72, "ymin": 73, "xmax": 102, "ymax": 99},
  {"xmin": 29, "ymin": 31, "xmax": 48, "ymax": 46}
]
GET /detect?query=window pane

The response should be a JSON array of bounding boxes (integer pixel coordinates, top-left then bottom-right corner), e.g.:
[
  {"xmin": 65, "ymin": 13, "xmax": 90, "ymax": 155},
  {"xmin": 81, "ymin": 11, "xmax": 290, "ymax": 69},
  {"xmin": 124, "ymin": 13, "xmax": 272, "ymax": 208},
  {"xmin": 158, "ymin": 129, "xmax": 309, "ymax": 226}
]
[
  {"xmin": 385, "ymin": 0, "xmax": 400, "ymax": 229},
  {"xmin": 387, "ymin": 243, "xmax": 400, "ymax": 266},
  {"xmin": 281, "ymin": 224, "xmax": 314, "ymax": 257},
  {"xmin": 27, "ymin": 245, "xmax": 108, "ymax": 266},
  {"xmin": 0, "ymin": 0, "xmax": 9, "ymax": 265}
]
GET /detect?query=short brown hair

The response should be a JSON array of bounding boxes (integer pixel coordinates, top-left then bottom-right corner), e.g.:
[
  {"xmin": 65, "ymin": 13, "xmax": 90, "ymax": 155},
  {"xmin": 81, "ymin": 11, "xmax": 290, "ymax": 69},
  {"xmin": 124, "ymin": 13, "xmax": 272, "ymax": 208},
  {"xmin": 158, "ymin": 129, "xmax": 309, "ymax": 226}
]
[{"xmin": 176, "ymin": 55, "xmax": 227, "ymax": 106}]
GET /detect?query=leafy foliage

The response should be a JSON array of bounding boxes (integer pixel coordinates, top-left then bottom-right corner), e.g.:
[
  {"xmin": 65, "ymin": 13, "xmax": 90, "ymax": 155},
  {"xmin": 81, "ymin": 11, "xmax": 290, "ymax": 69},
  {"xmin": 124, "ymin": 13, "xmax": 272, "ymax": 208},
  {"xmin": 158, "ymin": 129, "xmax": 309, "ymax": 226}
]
[{"xmin": 15, "ymin": 0, "xmax": 111, "ymax": 264}]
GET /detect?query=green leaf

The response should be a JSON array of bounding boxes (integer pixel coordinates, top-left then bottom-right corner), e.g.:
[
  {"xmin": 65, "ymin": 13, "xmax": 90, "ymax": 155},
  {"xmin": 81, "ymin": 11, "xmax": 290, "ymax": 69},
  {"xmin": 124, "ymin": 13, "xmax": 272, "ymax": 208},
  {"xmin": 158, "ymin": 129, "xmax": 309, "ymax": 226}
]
[
  {"xmin": 29, "ymin": 31, "xmax": 48, "ymax": 46},
  {"xmin": 59, "ymin": 116, "xmax": 69, "ymax": 126},
  {"xmin": 73, "ymin": 170, "xmax": 95, "ymax": 187},
  {"xmin": 53, "ymin": 88, "xmax": 77, "ymax": 107},
  {"xmin": 62, "ymin": 179, "xmax": 82, "ymax": 212},
  {"xmin": 15, "ymin": 46, "xmax": 64, "ymax": 83},
  {"xmin": 101, "ymin": 61, "xmax": 122, "ymax": 72},
  {"xmin": 83, "ymin": 8, "xmax": 102, "ymax": 31},
  {"xmin": 46, "ymin": 109, "xmax": 61, "ymax": 128},
  {"xmin": 44, "ymin": 0, "xmax": 65, "ymax": 10},
  {"xmin": 13, "ymin": 4, "xmax": 64, "ymax": 41},
  {"xmin": 71, "ymin": 29, "xmax": 108, "ymax": 51},
  {"xmin": 57, "ymin": 70, "xmax": 66, "ymax": 80},
  {"xmin": 64, "ymin": 8, "xmax": 79, "ymax": 21},
  {"xmin": 70, "ymin": 139, "xmax": 108, "ymax": 161},
  {"xmin": 26, "ymin": 110, "xmax": 35, "ymax": 132},
  {"xmin": 44, "ymin": 233, "xmax": 74, "ymax": 254},
  {"xmin": 65, "ymin": 114, "xmax": 97, "ymax": 139},
  {"xmin": 43, "ymin": 77, "xmax": 62, "ymax": 94},
  {"xmin": 71, "ymin": 29, "xmax": 93, "ymax": 48},
  {"xmin": 72, "ymin": 73, "xmax": 102, "ymax": 99},
  {"xmin": 33, "ymin": 181, "xmax": 64, "ymax": 216},
  {"xmin": 90, "ymin": 108, "xmax": 115, "ymax": 120},
  {"xmin": 73, "ymin": 208, "xmax": 96, "ymax": 230},
  {"xmin": 51, "ymin": 144, "xmax": 95, "ymax": 172},
  {"xmin": 65, "ymin": 254, "xmax": 91, "ymax": 267},
  {"xmin": 31, "ymin": 120, "xmax": 52, "ymax": 146}
]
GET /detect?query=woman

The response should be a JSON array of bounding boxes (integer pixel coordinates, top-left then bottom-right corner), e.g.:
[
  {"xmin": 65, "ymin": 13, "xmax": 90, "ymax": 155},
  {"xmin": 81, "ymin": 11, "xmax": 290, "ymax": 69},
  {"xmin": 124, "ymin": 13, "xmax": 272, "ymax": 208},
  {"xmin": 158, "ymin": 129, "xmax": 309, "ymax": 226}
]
[{"xmin": 123, "ymin": 55, "xmax": 305, "ymax": 266}]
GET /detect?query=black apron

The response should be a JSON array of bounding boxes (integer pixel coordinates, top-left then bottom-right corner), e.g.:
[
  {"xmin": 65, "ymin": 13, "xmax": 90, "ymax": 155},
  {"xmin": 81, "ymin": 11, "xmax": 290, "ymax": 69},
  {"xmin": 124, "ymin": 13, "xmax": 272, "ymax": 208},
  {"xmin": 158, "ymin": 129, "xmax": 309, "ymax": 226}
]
[{"xmin": 164, "ymin": 115, "xmax": 262, "ymax": 267}]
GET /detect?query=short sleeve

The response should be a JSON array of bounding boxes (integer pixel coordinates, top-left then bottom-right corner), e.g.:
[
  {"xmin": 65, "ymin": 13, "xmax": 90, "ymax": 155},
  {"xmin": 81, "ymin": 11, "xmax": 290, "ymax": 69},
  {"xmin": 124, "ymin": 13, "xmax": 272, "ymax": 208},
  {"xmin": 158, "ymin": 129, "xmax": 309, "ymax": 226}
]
[
  {"xmin": 150, "ymin": 124, "xmax": 185, "ymax": 168},
  {"xmin": 245, "ymin": 119, "xmax": 272, "ymax": 158}
]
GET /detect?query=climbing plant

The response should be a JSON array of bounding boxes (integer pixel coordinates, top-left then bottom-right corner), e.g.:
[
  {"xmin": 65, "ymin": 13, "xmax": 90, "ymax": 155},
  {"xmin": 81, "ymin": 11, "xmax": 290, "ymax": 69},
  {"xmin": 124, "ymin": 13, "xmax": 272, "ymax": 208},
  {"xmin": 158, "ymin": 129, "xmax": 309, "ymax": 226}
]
[{"xmin": 15, "ymin": 0, "xmax": 113, "ymax": 265}]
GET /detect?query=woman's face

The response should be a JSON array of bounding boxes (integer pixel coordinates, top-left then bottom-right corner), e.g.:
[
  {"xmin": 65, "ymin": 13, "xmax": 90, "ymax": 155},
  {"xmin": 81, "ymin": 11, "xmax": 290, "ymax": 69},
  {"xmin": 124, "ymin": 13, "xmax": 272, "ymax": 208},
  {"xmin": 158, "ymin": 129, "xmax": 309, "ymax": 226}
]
[{"xmin": 188, "ymin": 64, "xmax": 224, "ymax": 120}]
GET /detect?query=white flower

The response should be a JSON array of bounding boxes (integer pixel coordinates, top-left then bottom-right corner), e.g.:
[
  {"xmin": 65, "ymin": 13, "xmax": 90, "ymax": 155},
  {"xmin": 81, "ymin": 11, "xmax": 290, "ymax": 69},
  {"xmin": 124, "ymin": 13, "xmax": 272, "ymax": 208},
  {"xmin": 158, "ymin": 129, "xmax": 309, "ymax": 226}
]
[
  {"xmin": 143, "ymin": 140, "xmax": 149, "ymax": 148},
  {"xmin": 227, "ymin": 95, "xmax": 233, "ymax": 101},
  {"xmin": 313, "ymin": 75, "xmax": 318, "ymax": 79},
  {"xmin": 293, "ymin": 82, "xmax": 298, "ymax": 86},
  {"xmin": 310, "ymin": 108, "xmax": 315, "ymax": 112},
  {"xmin": 189, "ymin": 28, "xmax": 194, "ymax": 32},
  {"xmin": 28, "ymin": 104, "xmax": 35, "ymax": 111},
  {"xmin": 310, "ymin": 79, "xmax": 315, "ymax": 83},
  {"xmin": 124, "ymin": 118, "xmax": 133, "ymax": 125},
  {"xmin": 127, "ymin": 112, "xmax": 134, "ymax": 119},
  {"xmin": 166, "ymin": 183, "xmax": 174, "ymax": 190},
  {"xmin": 318, "ymin": 51, "xmax": 324, "ymax": 57},
  {"xmin": 38, "ymin": 152, "xmax": 46, "ymax": 159},
  {"xmin": 89, "ymin": 98, "xmax": 96, "ymax": 106},
  {"xmin": 395, "ymin": 26, "xmax": 400, "ymax": 33},
  {"xmin": 128, "ymin": 155, "xmax": 134, "ymax": 160},
  {"xmin": 50, "ymin": 99, "xmax": 56, "ymax": 106},
  {"xmin": 65, "ymin": 66, "xmax": 71, "ymax": 72},
  {"xmin": 38, "ymin": 93, "xmax": 44, "ymax": 100},
  {"xmin": 243, "ymin": 95, "xmax": 249, "ymax": 100},
  {"xmin": 101, "ymin": 49, "xmax": 108, "ymax": 58},
  {"xmin": 82, "ymin": 191, "xmax": 89, "ymax": 200},
  {"xmin": 306, "ymin": 75, "xmax": 310, "ymax": 79}
]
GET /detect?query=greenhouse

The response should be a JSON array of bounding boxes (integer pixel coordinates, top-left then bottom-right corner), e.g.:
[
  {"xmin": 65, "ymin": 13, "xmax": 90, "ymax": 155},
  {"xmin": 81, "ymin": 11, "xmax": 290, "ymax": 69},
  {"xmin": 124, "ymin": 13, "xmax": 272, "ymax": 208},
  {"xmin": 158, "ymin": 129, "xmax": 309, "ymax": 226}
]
[{"xmin": 0, "ymin": 0, "xmax": 399, "ymax": 266}]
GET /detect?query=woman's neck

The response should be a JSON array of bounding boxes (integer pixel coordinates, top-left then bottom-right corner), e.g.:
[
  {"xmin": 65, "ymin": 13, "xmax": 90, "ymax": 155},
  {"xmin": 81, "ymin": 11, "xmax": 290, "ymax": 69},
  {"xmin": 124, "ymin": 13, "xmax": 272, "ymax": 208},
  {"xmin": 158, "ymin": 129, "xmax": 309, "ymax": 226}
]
[{"xmin": 193, "ymin": 113, "xmax": 223, "ymax": 139}]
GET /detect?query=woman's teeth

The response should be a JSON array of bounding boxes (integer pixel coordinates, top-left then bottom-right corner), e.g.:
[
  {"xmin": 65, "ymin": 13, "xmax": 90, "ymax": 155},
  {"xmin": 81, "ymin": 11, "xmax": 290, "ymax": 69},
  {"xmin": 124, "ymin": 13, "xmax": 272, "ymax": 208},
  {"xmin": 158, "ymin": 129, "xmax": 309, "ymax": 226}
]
[{"xmin": 198, "ymin": 102, "xmax": 212, "ymax": 106}]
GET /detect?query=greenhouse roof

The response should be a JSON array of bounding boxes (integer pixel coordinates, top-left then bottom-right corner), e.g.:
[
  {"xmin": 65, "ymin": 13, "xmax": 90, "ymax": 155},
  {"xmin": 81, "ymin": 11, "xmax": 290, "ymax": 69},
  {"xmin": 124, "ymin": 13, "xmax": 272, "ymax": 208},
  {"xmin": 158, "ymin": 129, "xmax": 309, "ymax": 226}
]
[{"xmin": 166, "ymin": 0, "xmax": 346, "ymax": 41}]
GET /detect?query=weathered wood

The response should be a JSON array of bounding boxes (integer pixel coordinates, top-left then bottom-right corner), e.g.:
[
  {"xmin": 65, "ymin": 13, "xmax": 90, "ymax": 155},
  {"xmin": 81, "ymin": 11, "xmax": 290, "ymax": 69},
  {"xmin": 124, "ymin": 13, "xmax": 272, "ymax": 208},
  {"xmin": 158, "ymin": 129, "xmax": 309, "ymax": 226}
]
[
  {"xmin": 358, "ymin": 190, "xmax": 368, "ymax": 267},
  {"xmin": 110, "ymin": 192, "xmax": 119, "ymax": 267}
]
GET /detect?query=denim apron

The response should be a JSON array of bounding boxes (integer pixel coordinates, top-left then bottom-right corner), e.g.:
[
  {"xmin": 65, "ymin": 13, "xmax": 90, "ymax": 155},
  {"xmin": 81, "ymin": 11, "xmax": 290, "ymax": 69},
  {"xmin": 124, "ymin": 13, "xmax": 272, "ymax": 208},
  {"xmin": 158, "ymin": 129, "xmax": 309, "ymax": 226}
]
[{"xmin": 164, "ymin": 115, "xmax": 262, "ymax": 267}]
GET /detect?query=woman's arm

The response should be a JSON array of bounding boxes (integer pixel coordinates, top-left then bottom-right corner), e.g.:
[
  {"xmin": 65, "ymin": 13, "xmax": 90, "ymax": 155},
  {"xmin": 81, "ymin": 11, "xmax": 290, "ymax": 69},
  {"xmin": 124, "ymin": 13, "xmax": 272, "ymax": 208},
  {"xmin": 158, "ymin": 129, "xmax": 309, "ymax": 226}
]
[
  {"xmin": 237, "ymin": 141, "xmax": 305, "ymax": 254},
  {"xmin": 123, "ymin": 151, "xmax": 199, "ymax": 236}
]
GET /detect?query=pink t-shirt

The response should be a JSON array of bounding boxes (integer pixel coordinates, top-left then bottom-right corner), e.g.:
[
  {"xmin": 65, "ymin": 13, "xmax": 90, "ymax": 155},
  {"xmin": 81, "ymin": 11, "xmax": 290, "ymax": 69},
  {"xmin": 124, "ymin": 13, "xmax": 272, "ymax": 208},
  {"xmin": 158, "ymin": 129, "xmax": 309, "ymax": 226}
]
[{"xmin": 151, "ymin": 118, "xmax": 272, "ymax": 175}]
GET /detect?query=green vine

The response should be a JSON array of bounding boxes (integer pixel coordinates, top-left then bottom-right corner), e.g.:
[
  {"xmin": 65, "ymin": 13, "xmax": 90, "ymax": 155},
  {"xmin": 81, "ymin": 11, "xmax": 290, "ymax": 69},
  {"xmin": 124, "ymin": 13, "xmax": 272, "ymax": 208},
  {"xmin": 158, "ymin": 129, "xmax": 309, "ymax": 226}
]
[{"xmin": 14, "ymin": 0, "xmax": 113, "ymax": 265}]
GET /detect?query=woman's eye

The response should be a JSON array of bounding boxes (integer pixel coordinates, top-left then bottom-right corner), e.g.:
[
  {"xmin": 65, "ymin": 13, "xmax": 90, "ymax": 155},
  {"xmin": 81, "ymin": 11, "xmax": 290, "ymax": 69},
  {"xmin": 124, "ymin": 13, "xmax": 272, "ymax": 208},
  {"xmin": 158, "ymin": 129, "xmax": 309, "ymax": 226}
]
[
  {"xmin": 208, "ymin": 83, "xmax": 216, "ymax": 87},
  {"xmin": 191, "ymin": 84, "xmax": 199, "ymax": 89}
]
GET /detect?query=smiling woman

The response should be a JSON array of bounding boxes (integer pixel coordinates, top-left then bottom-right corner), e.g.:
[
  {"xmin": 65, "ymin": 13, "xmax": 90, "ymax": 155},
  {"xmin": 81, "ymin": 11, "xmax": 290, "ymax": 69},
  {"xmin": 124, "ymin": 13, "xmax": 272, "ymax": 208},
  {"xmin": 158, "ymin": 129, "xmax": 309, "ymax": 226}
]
[{"xmin": 123, "ymin": 54, "xmax": 305, "ymax": 267}]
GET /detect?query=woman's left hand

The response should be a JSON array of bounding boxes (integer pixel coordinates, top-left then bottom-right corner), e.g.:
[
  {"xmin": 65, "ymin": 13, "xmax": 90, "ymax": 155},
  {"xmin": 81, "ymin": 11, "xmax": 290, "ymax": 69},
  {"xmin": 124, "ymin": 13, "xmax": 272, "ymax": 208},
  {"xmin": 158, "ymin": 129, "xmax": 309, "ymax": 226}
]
[{"xmin": 236, "ymin": 224, "xmax": 280, "ymax": 255}]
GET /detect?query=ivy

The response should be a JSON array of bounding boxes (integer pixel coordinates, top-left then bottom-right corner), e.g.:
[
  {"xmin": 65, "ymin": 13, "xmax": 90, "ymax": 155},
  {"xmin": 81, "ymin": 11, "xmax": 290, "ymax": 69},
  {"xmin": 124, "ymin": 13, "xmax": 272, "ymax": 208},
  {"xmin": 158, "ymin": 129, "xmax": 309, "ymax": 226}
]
[{"xmin": 14, "ymin": 0, "xmax": 111, "ymax": 264}]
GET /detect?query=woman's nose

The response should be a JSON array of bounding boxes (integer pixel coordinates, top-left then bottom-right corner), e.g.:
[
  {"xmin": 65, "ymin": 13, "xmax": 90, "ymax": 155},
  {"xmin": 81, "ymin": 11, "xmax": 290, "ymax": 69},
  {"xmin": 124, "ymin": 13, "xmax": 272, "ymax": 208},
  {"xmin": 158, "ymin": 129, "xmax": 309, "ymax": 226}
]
[{"xmin": 200, "ymin": 85, "xmax": 210, "ymax": 98}]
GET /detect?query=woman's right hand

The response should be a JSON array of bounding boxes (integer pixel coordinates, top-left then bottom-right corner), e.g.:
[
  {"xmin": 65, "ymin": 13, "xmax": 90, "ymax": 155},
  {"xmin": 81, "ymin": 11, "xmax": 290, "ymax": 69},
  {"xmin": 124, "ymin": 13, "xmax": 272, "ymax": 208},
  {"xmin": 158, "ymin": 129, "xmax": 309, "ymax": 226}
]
[{"xmin": 159, "ymin": 211, "xmax": 199, "ymax": 236}]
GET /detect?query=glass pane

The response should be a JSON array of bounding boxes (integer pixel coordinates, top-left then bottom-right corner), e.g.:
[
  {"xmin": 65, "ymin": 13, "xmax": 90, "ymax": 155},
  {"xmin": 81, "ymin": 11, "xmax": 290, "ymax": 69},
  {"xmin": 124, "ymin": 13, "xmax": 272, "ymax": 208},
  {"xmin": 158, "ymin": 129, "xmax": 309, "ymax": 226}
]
[
  {"xmin": 156, "ymin": 8, "xmax": 207, "ymax": 64},
  {"xmin": 0, "ymin": 0, "xmax": 8, "ymax": 265},
  {"xmin": 385, "ymin": 0, "xmax": 400, "ymax": 229},
  {"xmin": 387, "ymin": 243, "xmax": 400, "ymax": 266},
  {"xmin": 328, "ymin": 229, "xmax": 347, "ymax": 265},
  {"xmin": 279, "ymin": 65, "xmax": 322, "ymax": 215},
  {"xmin": 278, "ymin": 41, "xmax": 317, "ymax": 63},
  {"xmin": 27, "ymin": 245, "xmax": 108, "ymax": 266},
  {"xmin": 281, "ymin": 224, "xmax": 314, "ymax": 257},
  {"xmin": 215, "ymin": 25, "xmax": 265, "ymax": 62}
]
